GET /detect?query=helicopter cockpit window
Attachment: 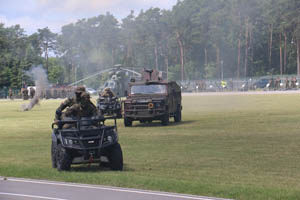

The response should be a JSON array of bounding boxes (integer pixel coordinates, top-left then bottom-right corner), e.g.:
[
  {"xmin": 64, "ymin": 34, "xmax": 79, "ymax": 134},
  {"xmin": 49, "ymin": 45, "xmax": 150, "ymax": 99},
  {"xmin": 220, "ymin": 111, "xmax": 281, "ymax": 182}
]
[
  {"xmin": 131, "ymin": 84, "xmax": 166, "ymax": 94},
  {"xmin": 108, "ymin": 82, "xmax": 115, "ymax": 88},
  {"xmin": 104, "ymin": 81, "xmax": 115, "ymax": 88}
]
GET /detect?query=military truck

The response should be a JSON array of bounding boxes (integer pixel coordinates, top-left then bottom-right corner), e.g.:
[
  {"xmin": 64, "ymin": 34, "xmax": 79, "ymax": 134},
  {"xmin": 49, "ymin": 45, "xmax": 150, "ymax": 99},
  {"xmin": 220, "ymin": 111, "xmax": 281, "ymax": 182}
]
[{"xmin": 123, "ymin": 69, "xmax": 182, "ymax": 126}]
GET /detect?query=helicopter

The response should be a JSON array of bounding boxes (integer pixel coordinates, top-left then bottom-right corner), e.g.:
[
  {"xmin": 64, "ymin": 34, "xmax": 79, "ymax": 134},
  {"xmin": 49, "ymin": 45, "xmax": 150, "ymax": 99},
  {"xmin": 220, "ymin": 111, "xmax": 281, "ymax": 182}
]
[{"xmin": 68, "ymin": 64, "xmax": 142, "ymax": 97}]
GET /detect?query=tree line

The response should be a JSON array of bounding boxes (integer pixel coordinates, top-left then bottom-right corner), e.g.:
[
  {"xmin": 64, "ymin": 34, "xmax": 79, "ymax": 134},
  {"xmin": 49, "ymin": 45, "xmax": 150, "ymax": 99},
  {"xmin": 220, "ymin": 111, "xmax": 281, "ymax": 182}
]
[{"xmin": 0, "ymin": 0, "xmax": 300, "ymax": 88}]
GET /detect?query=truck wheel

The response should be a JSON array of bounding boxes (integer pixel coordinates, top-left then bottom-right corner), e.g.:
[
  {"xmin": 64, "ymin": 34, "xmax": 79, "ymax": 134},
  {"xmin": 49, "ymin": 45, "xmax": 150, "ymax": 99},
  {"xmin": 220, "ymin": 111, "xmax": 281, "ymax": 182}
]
[
  {"xmin": 56, "ymin": 144, "xmax": 72, "ymax": 171},
  {"xmin": 161, "ymin": 113, "xmax": 169, "ymax": 126},
  {"xmin": 51, "ymin": 141, "xmax": 57, "ymax": 168},
  {"xmin": 108, "ymin": 143, "xmax": 123, "ymax": 171},
  {"xmin": 124, "ymin": 117, "xmax": 132, "ymax": 127},
  {"xmin": 174, "ymin": 106, "xmax": 182, "ymax": 122}
]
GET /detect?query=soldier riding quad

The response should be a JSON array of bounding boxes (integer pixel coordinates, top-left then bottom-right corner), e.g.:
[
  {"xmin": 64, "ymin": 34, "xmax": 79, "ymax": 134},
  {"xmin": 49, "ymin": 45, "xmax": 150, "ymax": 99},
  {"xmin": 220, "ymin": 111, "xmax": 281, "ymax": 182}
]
[
  {"xmin": 51, "ymin": 116, "xmax": 123, "ymax": 171},
  {"xmin": 97, "ymin": 96, "xmax": 122, "ymax": 119},
  {"xmin": 123, "ymin": 69, "xmax": 182, "ymax": 126}
]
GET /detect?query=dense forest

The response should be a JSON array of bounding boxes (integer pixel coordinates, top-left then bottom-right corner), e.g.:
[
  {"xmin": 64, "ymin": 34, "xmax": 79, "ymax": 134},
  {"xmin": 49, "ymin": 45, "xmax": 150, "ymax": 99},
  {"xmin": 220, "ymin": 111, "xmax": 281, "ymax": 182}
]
[{"xmin": 0, "ymin": 0, "xmax": 300, "ymax": 88}]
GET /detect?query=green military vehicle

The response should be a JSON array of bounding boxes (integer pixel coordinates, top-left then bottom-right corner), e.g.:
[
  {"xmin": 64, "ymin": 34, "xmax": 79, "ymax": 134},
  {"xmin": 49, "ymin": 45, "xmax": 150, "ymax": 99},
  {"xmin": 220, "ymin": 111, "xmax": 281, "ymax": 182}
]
[{"xmin": 123, "ymin": 69, "xmax": 182, "ymax": 126}]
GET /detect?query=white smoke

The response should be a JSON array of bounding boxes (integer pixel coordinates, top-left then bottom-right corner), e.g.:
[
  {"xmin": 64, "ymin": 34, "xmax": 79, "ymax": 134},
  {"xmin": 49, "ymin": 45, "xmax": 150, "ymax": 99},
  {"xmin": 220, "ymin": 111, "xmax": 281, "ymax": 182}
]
[{"xmin": 22, "ymin": 66, "xmax": 49, "ymax": 111}]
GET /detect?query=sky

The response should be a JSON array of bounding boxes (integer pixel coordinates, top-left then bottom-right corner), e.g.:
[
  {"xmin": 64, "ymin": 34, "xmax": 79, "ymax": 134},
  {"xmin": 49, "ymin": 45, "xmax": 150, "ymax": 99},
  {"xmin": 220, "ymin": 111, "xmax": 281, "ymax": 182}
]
[{"xmin": 0, "ymin": 0, "xmax": 177, "ymax": 35}]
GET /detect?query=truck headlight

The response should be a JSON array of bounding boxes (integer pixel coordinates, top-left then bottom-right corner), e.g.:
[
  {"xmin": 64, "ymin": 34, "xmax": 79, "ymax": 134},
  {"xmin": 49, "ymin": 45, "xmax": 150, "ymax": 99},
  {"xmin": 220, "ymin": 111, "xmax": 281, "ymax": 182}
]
[{"xmin": 148, "ymin": 103, "xmax": 154, "ymax": 109}]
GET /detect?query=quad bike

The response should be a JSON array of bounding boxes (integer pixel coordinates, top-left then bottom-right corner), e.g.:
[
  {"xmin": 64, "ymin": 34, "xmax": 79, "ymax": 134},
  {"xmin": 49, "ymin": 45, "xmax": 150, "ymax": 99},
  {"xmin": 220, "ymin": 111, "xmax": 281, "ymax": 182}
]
[
  {"xmin": 51, "ymin": 116, "xmax": 123, "ymax": 171},
  {"xmin": 97, "ymin": 96, "xmax": 122, "ymax": 119}
]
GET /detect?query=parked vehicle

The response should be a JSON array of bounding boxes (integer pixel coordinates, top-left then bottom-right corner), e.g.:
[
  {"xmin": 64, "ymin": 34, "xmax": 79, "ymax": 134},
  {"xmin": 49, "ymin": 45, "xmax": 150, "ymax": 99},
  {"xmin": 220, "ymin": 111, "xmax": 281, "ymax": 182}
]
[{"xmin": 86, "ymin": 88, "xmax": 97, "ymax": 95}]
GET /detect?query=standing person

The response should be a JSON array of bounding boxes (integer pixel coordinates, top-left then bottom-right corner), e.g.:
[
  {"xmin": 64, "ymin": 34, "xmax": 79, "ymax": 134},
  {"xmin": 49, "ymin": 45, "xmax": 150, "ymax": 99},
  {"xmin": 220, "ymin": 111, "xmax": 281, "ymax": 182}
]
[
  {"xmin": 285, "ymin": 77, "xmax": 290, "ymax": 90},
  {"xmin": 22, "ymin": 87, "xmax": 29, "ymax": 100},
  {"xmin": 29, "ymin": 87, "xmax": 35, "ymax": 99},
  {"xmin": 8, "ymin": 88, "xmax": 13, "ymax": 100},
  {"xmin": 268, "ymin": 78, "xmax": 274, "ymax": 90},
  {"xmin": 291, "ymin": 77, "xmax": 296, "ymax": 89},
  {"xmin": 275, "ymin": 77, "xmax": 281, "ymax": 90},
  {"xmin": 274, "ymin": 78, "xmax": 278, "ymax": 90}
]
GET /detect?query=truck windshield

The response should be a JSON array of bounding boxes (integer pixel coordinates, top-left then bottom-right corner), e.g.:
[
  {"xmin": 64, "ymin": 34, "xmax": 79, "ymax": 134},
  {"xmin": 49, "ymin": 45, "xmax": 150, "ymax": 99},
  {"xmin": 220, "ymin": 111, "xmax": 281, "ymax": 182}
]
[{"xmin": 131, "ymin": 84, "xmax": 166, "ymax": 94}]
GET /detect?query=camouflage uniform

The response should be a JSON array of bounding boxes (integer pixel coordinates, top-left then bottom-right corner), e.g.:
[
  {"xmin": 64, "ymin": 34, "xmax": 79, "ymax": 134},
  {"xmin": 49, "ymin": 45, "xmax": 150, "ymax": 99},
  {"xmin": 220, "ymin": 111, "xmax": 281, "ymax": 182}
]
[
  {"xmin": 55, "ymin": 86, "xmax": 86, "ymax": 120},
  {"xmin": 61, "ymin": 94, "xmax": 97, "ymax": 118},
  {"xmin": 101, "ymin": 88, "xmax": 115, "ymax": 98},
  {"xmin": 61, "ymin": 104, "xmax": 81, "ymax": 118},
  {"xmin": 60, "ymin": 92, "xmax": 98, "ymax": 129},
  {"xmin": 22, "ymin": 88, "xmax": 29, "ymax": 100},
  {"xmin": 77, "ymin": 92, "xmax": 98, "ymax": 118},
  {"xmin": 285, "ymin": 77, "xmax": 290, "ymax": 90},
  {"xmin": 29, "ymin": 87, "xmax": 35, "ymax": 99},
  {"xmin": 60, "ymin": 104, "xmax": 81, "ymax": 129},
  {"xmin": 291, "ymin": 77, "xmax": 297, "ymax": 89},
  {"xmin": 8, "ymin": 88, "xmax": 13, "ymax": 100}
]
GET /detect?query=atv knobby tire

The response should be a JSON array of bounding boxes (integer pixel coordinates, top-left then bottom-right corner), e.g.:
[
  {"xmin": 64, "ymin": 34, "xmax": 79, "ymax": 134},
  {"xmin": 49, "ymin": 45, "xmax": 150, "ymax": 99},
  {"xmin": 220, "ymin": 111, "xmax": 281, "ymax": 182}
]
[
  {"xmin": 108, "ymin": 143, "xmax": 123, "ymax": 171},
  {"xmin": 124, "ymin": 117, "xmax": 132, "ymax": 127},
  {"xmin": 117, "ymin": 110, "xmax": 122, "ymax": 118},
  {"xmin": 56, "ymin": 144, "xmax": 72, "ymax": 171},
  {"xmin": 51, "ymin": 141, "xmax": 57, "ymax": 168}
]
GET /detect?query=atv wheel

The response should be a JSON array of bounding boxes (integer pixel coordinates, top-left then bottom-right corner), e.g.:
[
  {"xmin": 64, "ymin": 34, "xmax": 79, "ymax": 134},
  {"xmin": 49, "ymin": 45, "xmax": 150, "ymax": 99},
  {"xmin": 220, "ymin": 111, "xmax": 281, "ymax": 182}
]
[
  {"xmin": 117, "ymin": 110, "xmax": 122, "ymax": 118},
  {"xmin": 174, "ymin": 106, "xmax": 182, "ymax": 122},
  {"xmin": 108, "ymin": 143, "xmax": 123, "ymax": 171},
  {"xmin": 56, "ymin": 144, "xmax": 72, "ymax": 171},
  {"xmin": 124, "ymin": 117, "xmax": 132, "ymax": 127},
  {"xmin": 161, "ymin": 113, "xmax": 169, "ymax": 126},
  {"xmin": 51, "ymin": 141, "xmax": 57, "ymax": 168}
]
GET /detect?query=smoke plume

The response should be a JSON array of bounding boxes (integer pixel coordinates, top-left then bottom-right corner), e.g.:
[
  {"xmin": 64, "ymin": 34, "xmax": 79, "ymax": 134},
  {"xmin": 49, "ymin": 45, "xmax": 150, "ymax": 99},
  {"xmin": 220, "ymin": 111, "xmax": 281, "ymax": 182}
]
[{"xmin": 22, "ymin": 66, "xmax": 49, "ymax": 111}]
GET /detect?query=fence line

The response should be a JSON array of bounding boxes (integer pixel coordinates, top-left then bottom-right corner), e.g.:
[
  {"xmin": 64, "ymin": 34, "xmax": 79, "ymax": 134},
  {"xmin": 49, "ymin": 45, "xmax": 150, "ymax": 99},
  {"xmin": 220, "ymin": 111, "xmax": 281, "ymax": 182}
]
[{"xmin": 1, "ymin": 76, "xmax": 300, "ymax": 99}]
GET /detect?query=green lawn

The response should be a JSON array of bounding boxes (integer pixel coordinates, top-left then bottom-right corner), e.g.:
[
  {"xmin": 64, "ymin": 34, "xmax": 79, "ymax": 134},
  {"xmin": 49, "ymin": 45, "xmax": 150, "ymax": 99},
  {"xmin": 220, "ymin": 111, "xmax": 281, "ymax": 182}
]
[{"xmin": 1, "ymin": 94, "xmax": 300, "ymax": 200}]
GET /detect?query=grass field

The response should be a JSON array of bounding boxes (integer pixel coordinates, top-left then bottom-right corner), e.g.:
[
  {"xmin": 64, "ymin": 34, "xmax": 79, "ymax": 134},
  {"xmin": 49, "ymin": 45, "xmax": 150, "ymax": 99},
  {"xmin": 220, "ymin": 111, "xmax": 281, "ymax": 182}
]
[{"xmin": 1, "ymin": 93, "xmax": 300, "ymax": 200}]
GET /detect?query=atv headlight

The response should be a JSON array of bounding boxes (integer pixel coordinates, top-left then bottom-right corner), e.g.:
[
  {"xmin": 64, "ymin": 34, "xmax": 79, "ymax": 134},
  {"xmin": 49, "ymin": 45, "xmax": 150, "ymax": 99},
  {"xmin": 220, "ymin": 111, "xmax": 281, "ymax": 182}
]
[
  {"xmin": 100, "ymin": 105, "xmax": 106, "ymax": 110},
  {"xmin": 64, "ymin": 138, "xmax": 73, "ymax": 145},
  {"xmin": 107, "ymin": 136, "xmax": 112, "ymax": 142},
  {"xmin": 64, "ymin": 138, "xmax": 78, "ymax": 145}
]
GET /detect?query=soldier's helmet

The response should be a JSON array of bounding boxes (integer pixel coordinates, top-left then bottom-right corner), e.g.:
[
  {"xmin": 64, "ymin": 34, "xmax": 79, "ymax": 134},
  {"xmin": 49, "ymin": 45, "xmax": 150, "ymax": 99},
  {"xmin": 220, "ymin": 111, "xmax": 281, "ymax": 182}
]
[
  {"xmin": 75, "ymin": 86, "xmax": 86, "ymax": 94},
  {"xmin": 104, "ymin": 87, "xmax": 111, "ymax": 92},
  {"xmin": 81, "ymin": 92, "xmax": 90, "ymax": 99},
  {"xmin": 80, "ymin": 92, "xmax": 90, "ymax": 103}
]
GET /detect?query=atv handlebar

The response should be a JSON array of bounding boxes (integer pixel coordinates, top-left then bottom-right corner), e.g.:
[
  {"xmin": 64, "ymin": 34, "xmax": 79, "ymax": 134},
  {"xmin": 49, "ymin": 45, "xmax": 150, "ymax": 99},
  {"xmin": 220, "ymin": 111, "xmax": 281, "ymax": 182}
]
[{"xmin": 52, "ymin": 116, "xmax": 105, "ymax": 129}]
